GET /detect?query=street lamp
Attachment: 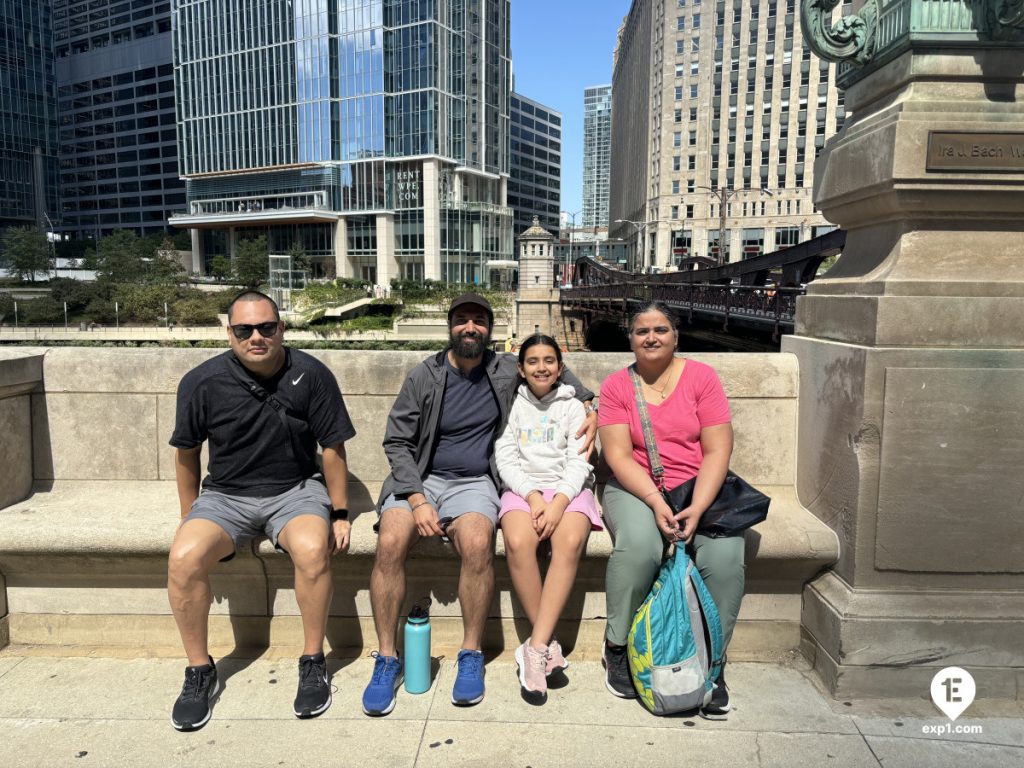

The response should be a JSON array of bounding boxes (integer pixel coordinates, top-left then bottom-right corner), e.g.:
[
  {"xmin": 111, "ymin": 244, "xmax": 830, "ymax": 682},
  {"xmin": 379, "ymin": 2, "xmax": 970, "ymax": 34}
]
[
  {"xmin": 694, "ymin": 186, "xmax": 773, "ymax": 266},
  {"xmin": 562, "ymin": 209, "xmax": 582, "ymax": 278},
  {"xmin": 42, "ymin": 211, "xmax": 57, "ymax": 277},
  {"xmin": 614, "ymin": 218, "xmax": 663, "ymax": 273}
]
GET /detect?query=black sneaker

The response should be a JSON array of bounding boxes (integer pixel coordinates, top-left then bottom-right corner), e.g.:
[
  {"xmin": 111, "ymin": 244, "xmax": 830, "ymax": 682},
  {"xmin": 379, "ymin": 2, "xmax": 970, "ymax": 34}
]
[
  {"xmin": 602, "ymin": 643, "xmax": 637, "ymax": 699},
  {"xmin": 701, "ymin": 661, "xmax": 731, "ymax": 720},
  {"xmin": 171, "ymin": 657, "xmax": 220, "ymax": 731},
  {"xmin": 294, "ymin": 652, "xmax": 332, "ymax": 718}
]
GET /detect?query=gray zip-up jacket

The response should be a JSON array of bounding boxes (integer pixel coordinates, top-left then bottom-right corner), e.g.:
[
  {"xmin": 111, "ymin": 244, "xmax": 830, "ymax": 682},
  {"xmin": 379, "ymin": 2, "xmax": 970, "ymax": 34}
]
[{"xmin": 376, "ymin": 348, "xmax": 596, "ymax": 511}]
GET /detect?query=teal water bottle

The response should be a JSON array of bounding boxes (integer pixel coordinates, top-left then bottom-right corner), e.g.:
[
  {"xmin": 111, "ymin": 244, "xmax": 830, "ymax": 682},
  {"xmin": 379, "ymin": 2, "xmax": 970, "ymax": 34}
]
[{"xmin": 404, "ymin": 599, "xmax": 432, "ymax": 694}]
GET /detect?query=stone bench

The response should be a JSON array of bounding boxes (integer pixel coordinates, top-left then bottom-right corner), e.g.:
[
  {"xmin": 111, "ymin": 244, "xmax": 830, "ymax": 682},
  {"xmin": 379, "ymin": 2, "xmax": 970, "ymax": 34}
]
[{"xmin": 0, "ymin": 347, "xmax": 838, "ymax": 660}]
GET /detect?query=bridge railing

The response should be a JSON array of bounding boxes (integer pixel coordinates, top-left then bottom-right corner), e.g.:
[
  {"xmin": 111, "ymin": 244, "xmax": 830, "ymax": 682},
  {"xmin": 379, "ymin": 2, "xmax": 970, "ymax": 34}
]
[
  {"xmin": 562, "ymin": 229, "xmax": 845, "ymax": 341},
  {"xmin": 561, "ymin": 282, "xmax": 804, "ymax": 340}
]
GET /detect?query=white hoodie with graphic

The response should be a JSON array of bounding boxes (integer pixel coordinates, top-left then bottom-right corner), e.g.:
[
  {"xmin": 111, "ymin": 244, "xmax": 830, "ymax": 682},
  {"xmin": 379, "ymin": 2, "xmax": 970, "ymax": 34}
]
[{"xmin": 494, "ymin": 382, "xmax": 594, "ymax": 502}]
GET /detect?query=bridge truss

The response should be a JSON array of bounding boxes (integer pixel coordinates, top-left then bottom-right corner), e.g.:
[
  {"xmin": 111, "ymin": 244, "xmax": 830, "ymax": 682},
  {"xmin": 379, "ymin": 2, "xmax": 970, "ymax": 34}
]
[{"xmin": 561, "ymin": 229, "xmax": 845, "ymax": 343}]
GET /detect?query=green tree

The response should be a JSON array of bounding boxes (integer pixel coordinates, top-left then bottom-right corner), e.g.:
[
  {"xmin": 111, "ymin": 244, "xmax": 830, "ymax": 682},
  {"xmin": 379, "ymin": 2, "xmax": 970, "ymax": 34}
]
[
  {"xmin": 113, "ymin": 283, "xmax": 179, "ymax": 323},
  {"xmin": 234, "ymin": 235, "xmax": 269, "ymax": 288},
  {"xmin": 22, "ymin": 296, "xmax": 64, "ymax": 324},
  {"xmin": 174, "ymin": 297, "xmax": 219, "ymax": 326},
  {"xmin": 288, "ymin": 241, "xmax": 311, "ymax": 272},
  {"xmin": 54, "ymin": 238, "xmax": 93, "ymax": 264},
  {"xmin": 84, "ymin": 297, "xmax": 117, "ymax": 324},
  {"xmin": 3, "ymin": 227, "xmax": 51, "ymax": 282},
  {"xmin": 170, "ymin": 230, "xmax": 192, "ymax": 250},
  {"xmin": 94, "ymin": 230, "xmax": 149, "ymax": 283},
  {"xmin": 0, "ymin": 292, "xmax": 14, "ymax": 321},
  {"xmin": 210, "ymin": 255, "xmax": 232, "ymax": 282},
  {"xmin": 147, "ymin": 237, "xmax": 187, "ymax": 284},
  {"xmin": 50, "ymin": 277, "xmax": 106, "ymax": 314}
]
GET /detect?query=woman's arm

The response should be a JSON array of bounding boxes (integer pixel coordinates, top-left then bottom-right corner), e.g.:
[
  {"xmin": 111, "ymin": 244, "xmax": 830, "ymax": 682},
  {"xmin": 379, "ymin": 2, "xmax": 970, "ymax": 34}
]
[
  {"xmin": 672, "ymin": 422, "xmax": 733, "ymax": 541},
  {"xmin": 599, "ymin": 423, "xmax": 682, "ymax": 540}
]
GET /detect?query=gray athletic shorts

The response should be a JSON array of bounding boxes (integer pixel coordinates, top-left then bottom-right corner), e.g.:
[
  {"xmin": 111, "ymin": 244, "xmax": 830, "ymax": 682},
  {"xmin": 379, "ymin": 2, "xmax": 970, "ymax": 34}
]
[
  {"xmin": 381, "ymin": 474, "xmax": 500, "ymax": 528},
  {"xmin": 185, "ymin": 478, "xmax": 331, "ymax": 559}
]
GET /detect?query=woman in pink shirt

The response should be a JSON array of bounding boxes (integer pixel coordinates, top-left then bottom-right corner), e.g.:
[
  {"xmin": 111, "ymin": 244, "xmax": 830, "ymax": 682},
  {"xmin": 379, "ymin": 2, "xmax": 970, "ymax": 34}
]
[{"xmin": 597, "ymin": 302, "xmax": 743, "ymax": 719}]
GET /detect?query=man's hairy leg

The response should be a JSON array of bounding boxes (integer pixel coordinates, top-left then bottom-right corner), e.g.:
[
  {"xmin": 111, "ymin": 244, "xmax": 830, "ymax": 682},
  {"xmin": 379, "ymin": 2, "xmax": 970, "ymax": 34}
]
[
  {"xmin": 370, "ymin": 508, "xmax": 419, "ymax": 657},
  {"xmin": 277, "ymin": 514, "xmax": 332, "ymax": 657},
  {"xmin": 168, "ymin": 519, "xmax": 235, "ymax": 666},
  {"xmin": 449, "ymin": 512, "xmax": 495, "ymax": 650}
]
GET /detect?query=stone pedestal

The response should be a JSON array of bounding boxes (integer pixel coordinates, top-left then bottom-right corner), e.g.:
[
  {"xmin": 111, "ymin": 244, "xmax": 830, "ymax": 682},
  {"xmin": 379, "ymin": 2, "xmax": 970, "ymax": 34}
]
[{"xmin": 790, "ymin": 6, "xmax": 1024, "ymax": 699}]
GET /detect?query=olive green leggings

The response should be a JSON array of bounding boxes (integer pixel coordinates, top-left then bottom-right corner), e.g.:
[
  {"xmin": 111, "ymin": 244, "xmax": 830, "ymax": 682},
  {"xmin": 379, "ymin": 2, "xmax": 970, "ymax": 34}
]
[{"xmin": 602, "ymin": 479, "xmax": 747, "ymax": 648}]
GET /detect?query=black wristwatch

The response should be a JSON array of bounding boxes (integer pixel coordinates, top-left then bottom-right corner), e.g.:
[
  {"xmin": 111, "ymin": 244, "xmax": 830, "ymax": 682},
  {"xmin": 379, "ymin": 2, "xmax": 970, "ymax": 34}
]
[{"xmin": 329, "ymin": 508, "xmax": 349, "ymax": 522}]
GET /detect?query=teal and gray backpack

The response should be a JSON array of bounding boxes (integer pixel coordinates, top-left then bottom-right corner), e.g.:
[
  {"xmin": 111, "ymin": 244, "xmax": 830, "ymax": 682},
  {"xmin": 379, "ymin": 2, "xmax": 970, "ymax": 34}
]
[{"xmin": 627, "ymin": 546, "xmax": 724, "ymax": 715}]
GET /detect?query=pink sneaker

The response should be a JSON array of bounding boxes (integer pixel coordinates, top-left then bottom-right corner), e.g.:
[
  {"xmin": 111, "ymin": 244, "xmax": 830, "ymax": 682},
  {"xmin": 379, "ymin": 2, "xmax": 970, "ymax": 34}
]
[
  {"xmin": 514, "ymin": 641, "xmax": 548, "ymax": 696},
  {"xmin": 546, "ymin": 638, "xmax": 569, "ymax": 675}
]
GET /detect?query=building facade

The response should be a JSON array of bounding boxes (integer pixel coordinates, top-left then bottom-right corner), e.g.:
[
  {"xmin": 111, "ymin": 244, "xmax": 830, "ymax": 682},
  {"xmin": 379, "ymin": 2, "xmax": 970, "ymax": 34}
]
[
  {"xmin": 52, "ymin": 0, "xmax": 184, "ymax": 241},
  {"xmin": 0, "ymin": 0, "xmax": 59, "ymax": 242},
  {"xmin": 170, "ymin": 0, "xmax": 513, "ymax": 284},
  {"xmin": 609, "ymin": 0, "xmax": 844, "ymax": 269},
  {"xmin": 509, "ymin": 91, "xmax": 561, "ymax": 237},
  {"xmin": 581, "ymin": 84, "xmax": 611, "ymax": 230}
]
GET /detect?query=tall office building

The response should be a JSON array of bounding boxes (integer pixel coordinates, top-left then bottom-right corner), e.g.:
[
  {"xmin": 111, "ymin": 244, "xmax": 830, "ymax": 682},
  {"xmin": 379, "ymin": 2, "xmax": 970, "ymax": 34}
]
[
  {"xmin": 509, "ymin": 91, "xmax": 561, "ymax": 236},
  {"xmin": 609, "ymin": 0, "xmax": 844, "ymax": 269},
  {"xmin": 0, "ymin": 0, "xmax": 59, "ymax": 241},
  {"xmin": 581, "ymin": 84, "xmax": 611, "ymax": 230},
  {"xmin": 170, "ymin": 0, "xmax": 513, "ymax": 284},
  {"xmin": 52, "ymin": 1, "xmax": 184, "ymax": 240}
]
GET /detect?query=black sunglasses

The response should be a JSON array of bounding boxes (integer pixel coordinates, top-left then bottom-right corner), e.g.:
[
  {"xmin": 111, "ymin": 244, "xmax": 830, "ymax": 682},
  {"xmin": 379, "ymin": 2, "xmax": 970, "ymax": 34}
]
[{"xmin": 229, "ymin": 321, "xmax": 279, "ymax": 340}]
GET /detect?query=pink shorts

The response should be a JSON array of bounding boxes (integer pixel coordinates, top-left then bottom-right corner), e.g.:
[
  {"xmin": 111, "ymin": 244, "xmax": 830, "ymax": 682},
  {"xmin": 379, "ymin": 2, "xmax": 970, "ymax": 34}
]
[{"xmin": 498, "ymin": 488, "xmax": 604, "ymax": 531}]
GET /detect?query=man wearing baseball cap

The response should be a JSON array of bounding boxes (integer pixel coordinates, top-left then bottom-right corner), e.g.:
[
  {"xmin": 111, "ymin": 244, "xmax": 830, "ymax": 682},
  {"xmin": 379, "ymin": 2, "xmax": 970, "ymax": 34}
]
[{"xmin": 361, "ymin": 293, "xmax": 597, "ymax": 715}]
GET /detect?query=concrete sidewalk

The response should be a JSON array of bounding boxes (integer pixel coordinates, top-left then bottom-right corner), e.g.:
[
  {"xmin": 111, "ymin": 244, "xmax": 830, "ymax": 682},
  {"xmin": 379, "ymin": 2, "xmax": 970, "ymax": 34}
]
[{"xmin": 0, "ymin": 650, "xmax": 1021, "ymax": 768}]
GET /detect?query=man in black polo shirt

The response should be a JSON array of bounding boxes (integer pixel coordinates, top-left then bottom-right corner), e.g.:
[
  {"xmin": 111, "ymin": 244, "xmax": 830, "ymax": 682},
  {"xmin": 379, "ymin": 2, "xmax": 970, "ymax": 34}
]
[
  {"xmin": 167, "ymin": 290, "xmax": 356, "ymax": 731},
  {"xmin": 360, "ymin": 293, "xmax": 597, "ymax": 716}
]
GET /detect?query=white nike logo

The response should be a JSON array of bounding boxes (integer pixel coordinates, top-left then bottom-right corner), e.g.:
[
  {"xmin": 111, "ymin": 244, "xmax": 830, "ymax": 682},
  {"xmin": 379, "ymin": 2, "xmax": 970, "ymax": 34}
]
[{"xmin": 291, "ymin": 373, "xmax": 305, "ymax": 386}]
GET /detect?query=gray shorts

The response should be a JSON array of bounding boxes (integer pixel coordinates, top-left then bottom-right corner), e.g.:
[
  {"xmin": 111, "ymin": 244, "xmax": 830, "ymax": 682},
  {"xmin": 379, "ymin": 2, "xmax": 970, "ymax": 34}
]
[
  {"xmin": 381, "ymin": 474, "xmax": 500, "ymax": 528},
  {"xmin": 185, "ymin": 478, "xmax": 331, "ymax": 558}
]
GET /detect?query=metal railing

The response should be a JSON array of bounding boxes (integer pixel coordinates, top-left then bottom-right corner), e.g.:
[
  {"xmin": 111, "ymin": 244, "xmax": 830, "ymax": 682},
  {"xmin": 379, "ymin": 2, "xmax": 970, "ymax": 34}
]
[{"xmin": 561, "ymin": 229, "xmax": 846, "ymax": 341}]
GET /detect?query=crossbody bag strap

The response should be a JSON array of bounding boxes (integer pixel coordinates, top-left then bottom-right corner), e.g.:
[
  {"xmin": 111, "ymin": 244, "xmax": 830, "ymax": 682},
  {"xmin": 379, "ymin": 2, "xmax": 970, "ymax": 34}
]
[
  {"xmin": 223, "ymin": 356, "xmax": 306, "ymax": 464},
  {"xmin": 628, "ymin": 364, "xmax": 666, "ymax": 491}
]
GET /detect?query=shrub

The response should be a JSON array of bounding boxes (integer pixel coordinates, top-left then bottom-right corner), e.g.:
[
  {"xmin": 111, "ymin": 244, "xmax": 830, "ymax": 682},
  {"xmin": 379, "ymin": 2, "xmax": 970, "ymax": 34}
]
[
  {"xmin": 21, "ymin": 296, "xmax": 65, "ymax": 324},
  {"xmin": 175, "ymin": 298, "xmax": 220, "ymax": 326}
]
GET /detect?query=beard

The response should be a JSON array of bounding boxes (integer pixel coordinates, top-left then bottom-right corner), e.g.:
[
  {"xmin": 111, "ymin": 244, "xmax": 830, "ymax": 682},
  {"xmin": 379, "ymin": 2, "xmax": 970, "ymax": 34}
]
[{"xmin": 450, "ymin": 329, "xmax": 490, "ymax": 359}]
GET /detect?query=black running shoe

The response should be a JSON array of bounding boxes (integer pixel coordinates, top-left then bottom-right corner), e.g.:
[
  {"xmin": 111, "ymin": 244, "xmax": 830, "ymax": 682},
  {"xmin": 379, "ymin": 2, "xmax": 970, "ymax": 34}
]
[
  {"xmin": 171, "ymin": 657, "xmax": 220, "ymax": 731},
  {"xmin": 701, "ymin": 661, "xmax": 731, "ymax": 720},
  {"xmin": 602, "ymin": 643, "xmax": 637, "ymax": 699},
  {"xmin": 294, "ymin": 652, "xmax": 332, "ymax": 719}
]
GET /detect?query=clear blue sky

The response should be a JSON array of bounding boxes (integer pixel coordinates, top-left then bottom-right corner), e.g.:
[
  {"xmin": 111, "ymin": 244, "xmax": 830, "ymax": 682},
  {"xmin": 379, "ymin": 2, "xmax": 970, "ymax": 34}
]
[{"xmin": 510, "ymin": 1, "xmax": 628, "ymax": 218}]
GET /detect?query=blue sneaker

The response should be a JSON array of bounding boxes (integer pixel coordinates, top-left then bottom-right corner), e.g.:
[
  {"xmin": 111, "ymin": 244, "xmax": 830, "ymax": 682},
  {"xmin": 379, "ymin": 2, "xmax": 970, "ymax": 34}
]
[
  {"xmin": 451, "ymin": 649, "xmax": 485, "ymax": 706},
  {"xmin": 362, "ymin": 652, "xmax": 402, "ymax": 716}
]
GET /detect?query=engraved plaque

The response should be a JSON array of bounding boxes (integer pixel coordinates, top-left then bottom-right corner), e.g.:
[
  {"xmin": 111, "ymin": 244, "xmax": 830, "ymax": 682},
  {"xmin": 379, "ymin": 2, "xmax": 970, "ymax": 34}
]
[{"xmin": 927, "ymin": 132, "xmax": 1024, "ymax": 172}]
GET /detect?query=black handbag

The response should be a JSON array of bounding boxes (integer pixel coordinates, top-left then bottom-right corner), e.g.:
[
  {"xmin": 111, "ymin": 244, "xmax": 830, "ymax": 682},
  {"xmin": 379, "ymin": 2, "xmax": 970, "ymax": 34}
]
[{"xmin": 628, "ymin": 364, "xmax": 770, "ymax": 538}]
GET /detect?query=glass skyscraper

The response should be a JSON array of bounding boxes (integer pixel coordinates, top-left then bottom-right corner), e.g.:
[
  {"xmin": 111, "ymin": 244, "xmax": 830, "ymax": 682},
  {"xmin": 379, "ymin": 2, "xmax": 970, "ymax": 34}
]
[
  {"xmin": 0, "ymin": 0, "xmax": 59, "ymax": 241},
  {"xmin": 53, "ymin": 0, "xmax": 183, "ymax": 241},
  {"xmin": 509, "ymin": 91, "xmax": 561, "ymax": 237},
  {"xmin": 581, "ymin": 84, "xmax": 611, "ymax": 230},
  {"xmin": 170, "ymin": 0, "xmax": 513, "ymax": 284}
]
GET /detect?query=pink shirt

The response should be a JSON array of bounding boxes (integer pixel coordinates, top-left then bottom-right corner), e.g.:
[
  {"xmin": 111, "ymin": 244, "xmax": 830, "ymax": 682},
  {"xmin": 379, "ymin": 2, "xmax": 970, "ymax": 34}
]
[{"xmin": 598, "ymin": 359, "xmax": 731, "ymax": 489}]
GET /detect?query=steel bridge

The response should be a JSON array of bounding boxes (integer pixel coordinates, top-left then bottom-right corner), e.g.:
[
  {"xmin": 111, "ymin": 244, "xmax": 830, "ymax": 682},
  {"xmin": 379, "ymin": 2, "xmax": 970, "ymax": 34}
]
[{"xmin": 560, "ymin": 229, "xmax": 845, "ymax": 343}]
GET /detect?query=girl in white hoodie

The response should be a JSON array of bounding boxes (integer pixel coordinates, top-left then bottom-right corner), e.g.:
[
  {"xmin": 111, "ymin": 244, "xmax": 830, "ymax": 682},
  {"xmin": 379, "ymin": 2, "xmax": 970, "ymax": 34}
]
[{"xmin": 494, "ymin": 334, "xmax": 602, "ymax": 700}]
